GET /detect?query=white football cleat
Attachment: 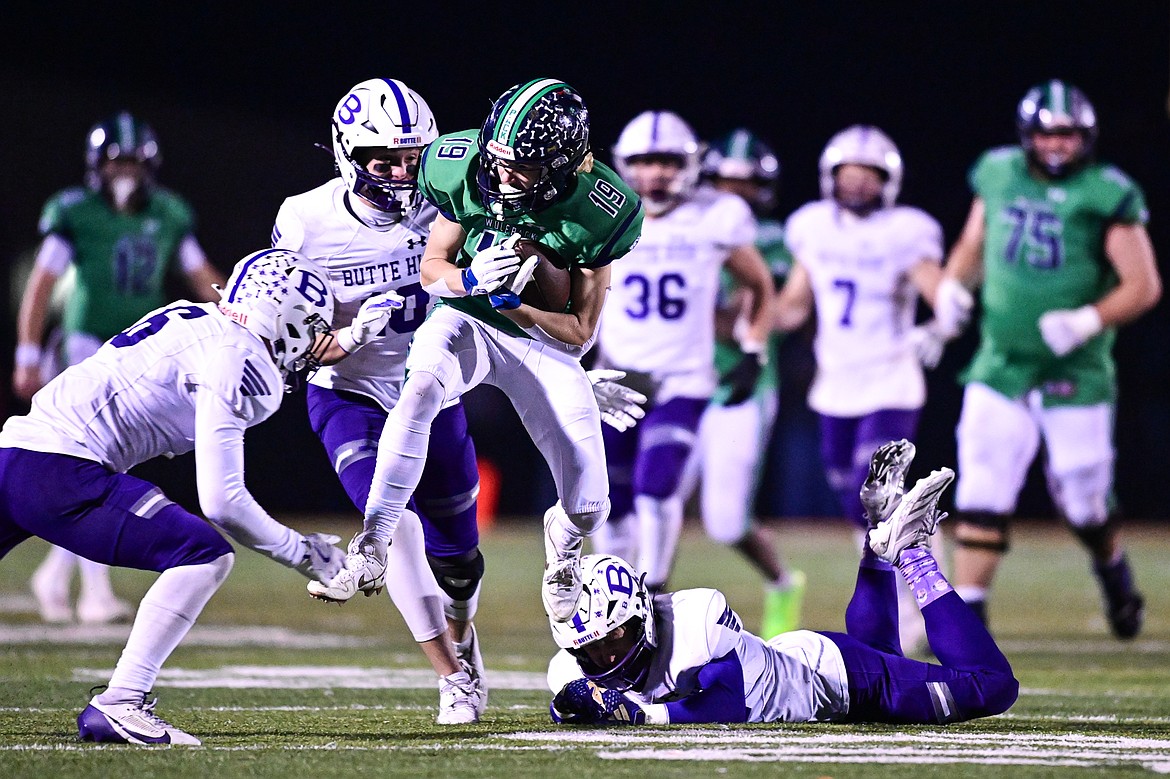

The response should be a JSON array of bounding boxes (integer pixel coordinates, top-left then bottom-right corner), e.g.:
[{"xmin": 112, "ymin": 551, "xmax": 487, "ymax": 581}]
[
  {"xmin": 436, "ymin": 668, "xmax": 480, "ymax": 725},
  {"xmin": 542, "ymin": 503, "xmax": 582, "ymax": 566},
  {"xmin": 77, "ymin": 596, "xmax": 135, "ymax": 625},
  {"xmin": 455, "ymin": 624, "xmax": 488, "ymax": 716},
  {"xmin": 868, "ymin": 468, "xmax": 954, "ymax": 564},
  {"xmin": 30, "ymin": 567, "xmax": 72, "ymax": 624},
  {"xmin": 542, "ymin": 558, "xmax": 583, "ymax": 622},
  {"xmin": 78, "ymin": 694, "xmax": 200, "ymax": 745},
  {"xmin": 859, "ymin": 439, "xmax": 917, "ymax": 528},
  {"xmin": 307, "ymin": 534, "xmax": 386, "ymax": 603}
]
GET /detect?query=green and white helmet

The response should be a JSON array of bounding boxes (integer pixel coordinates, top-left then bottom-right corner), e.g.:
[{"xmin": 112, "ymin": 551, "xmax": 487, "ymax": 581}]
[
  {"xmin": 1016, "ymin": 79, "xmax": 1097, "ymax": 176},
  {"xmin": 703, "ymin": 128, "xmax": 781, "ymax": 212},
  {"xmin": 476, "ymin": 78, "xmax": 590, "ymax": 215},
  {"xmin": 84, "ymin": 111, "xmax": 160, "ymax": 192}
]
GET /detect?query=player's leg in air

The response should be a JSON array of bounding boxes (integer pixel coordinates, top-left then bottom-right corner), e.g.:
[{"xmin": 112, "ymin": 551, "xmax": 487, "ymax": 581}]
[
  {"xmin": 303, "ymin": 386, "xmax": 486, "ymax": 723},
  {"xmin": 591, "ymin": 416, "xmax": 639, "ymax": 564},
  {"xmin": 1039, "ymin": 399, "xmax": 1144, "ymax": 638},
  {"xmin": 2, "ymin": 450, "xmax": 234, "ymax": 745},
  {"xmin": 822, "ymin": 443, "xmax": 1018, "ymax": 724},
  {"xmin": 693, "ymin": 394, "xmax": 803, "ymax": 638}
]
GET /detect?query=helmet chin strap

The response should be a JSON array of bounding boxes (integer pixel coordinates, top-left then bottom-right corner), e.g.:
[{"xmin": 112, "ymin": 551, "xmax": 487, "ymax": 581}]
[{"xmin": 349, "ymin": 191, "xmax": 404, "ymax": 231}]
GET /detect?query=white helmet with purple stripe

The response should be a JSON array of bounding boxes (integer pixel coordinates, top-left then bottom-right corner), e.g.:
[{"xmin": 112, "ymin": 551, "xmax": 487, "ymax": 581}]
[
  {"xmin": 217, "ymin": 249, "xmax": 334, "ymax": 382},
  {"xmin": 331, "ymin": 78, "xmax": 438, "ymax": 222},
  {"xmin": 613, "ymin": 110, "xmax": 702, "ymax": 215},
  {"xmin": 818, "ymin": 124, "xmax": 904, "ymax": 208}
]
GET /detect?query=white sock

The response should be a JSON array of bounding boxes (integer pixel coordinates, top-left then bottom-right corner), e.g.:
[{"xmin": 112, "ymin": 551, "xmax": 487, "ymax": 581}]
[
  {"xmin": 106, "ymin": 556, "xmax": 233, "ymax": 694},
  {"xmin": 77, "ymin": 557, "xmax": 117, "ymax": 603},
  {"xmin": 635, "ymin": 495, "xmax": 684, "ymax": 588},
  {"xmin": 954, "ymin": 585, "xmax": 987, "ymax": 603},
  {"xmin": 383, "ymin": 510, "xmax": 447, "ymax": 642}
]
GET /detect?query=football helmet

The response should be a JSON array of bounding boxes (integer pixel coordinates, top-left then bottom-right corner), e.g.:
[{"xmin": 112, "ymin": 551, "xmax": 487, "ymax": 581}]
[
  {"xmin": 217, "ymin": 249, "xmax": 335, "ymax": 382},
  {"xmin": 612, "ymin": 111, "xmax": 701, "ymax": 216},
  {"xmin": 476, "ymin": 78, "xmax": 590, "ymax": 216},
  {"xmin": 332, "ymin": 78, "xmax": 438, "ymax": 223},
  {"xmin": 550, "ymin": 554, "xmax": 657, "ymax": 692},
  {"xmin": 703, "ymin": 127, "xmax": 780, "ymax": 213},
  {"xmin": 84, "ymin": 111, "xmax": 161, "ymax": 206},
  {"xmin": 818, "ymin": 125, "xmax": 903, "ymax": 209},
  {"xmin": 1016, "ymin": 79, "xmax": 1097, "ymax": 177}
]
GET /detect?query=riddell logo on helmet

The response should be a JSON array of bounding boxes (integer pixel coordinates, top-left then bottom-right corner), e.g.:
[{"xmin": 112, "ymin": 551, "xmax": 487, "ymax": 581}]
[
  {"xmin": 486, "ymin": 140, "xmax": 515, "ymax": 160},
  {"xmin": 218, "ymin": 305, "xmax": 248, "ymax": 326}
]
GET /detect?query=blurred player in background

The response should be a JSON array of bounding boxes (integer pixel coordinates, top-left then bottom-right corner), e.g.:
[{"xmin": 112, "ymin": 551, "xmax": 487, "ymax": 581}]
[
  {"xmin": 546, "ymin": 442, "xmax": 1017, "ymax": 726},
  {"xmin": 686, "ymin": 128, "xmax": 804, "ymax": 638},
  {"xmin": 775, "ymin": 125, "xmax": 959, "ymax": 652},
  {"xmin": 0, "ymin": 250, "xmax": 350, "ymax": 745},
  {"xmin": 332, "ymin": 79, "xmax": 641, "ymax": 655},
  {"xmin": 592, "ymin": 112, "xmax": 774, "ymax": 597},
  {"xmin": 935, "ymin": 80, "xmax": 1160, "ymax": 638},
  {"xmin": 12, "ymin": 111, "xmax": 226, "ymax": 626}
]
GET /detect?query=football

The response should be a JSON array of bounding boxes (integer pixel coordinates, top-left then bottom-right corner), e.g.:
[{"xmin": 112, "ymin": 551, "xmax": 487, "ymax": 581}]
[{"xmin": 513, "ymin": 239, "xmax": 572, "ymax": 312}]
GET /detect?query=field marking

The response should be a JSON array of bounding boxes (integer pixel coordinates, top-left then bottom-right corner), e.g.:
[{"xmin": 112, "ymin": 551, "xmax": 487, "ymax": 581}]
[
  {"xmin": 0, "ymin": 622, "xmax": 379, "ymax": 648},
  {"xmin": 71, "ymin": 664, "xmax": 549, "ymax": 691}
]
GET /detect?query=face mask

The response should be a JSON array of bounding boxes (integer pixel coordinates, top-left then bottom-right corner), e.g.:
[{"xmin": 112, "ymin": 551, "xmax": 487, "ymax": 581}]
[{"xmin": 109, "ymin": 175, "xmax": 139, "ymax": 210}]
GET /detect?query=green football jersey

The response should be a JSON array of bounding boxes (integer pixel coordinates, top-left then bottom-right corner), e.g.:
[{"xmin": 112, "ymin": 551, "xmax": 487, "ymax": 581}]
[
  {"xmin": 962, "ymin": 147, "xmax": 1147, "ymax": 403},
  {"xmin": 39, "ymin": 186, "xmax": 197, "ymax": 341},
  {"xmin": 417, "ymin": 130, "xmax": 643, "ymax": 339},
  {"xmin": 712, "ymin": 217, "xmax": 791, "ymax": 405}
]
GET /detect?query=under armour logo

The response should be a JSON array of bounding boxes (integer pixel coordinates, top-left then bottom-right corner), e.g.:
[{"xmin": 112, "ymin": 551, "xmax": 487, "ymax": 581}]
[{"xmin": 405, "ymin": 236, "xmax": 426, "ymax": 250}]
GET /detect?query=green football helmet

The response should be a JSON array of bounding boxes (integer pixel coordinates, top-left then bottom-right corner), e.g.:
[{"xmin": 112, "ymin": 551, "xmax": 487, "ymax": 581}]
[{"xmin": 1016, "ymin": 79, "xmax": 1098, "ymax": 176}]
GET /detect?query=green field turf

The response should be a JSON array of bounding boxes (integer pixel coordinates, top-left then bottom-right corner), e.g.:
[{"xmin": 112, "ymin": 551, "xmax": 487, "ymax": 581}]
[{"xmin": 0, "ymin": 517, "xmax": 1167, "ymax": 777}]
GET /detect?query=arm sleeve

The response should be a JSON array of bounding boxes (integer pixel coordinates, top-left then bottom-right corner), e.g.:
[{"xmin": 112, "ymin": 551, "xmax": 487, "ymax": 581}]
[
  {"xmin": 33, "ymin": 233, "xmax": 74, "ymax": 275},
  {"xmin": 662, "ymin": 651, "xmax": 749, "ymax": 724},
  {"xmin": 178, "ymin": 235, "xmax": 211, "ymax": 273},
  {"xmin": 193, "ymin": 362, "xmax": 304, "ymax": 567}
]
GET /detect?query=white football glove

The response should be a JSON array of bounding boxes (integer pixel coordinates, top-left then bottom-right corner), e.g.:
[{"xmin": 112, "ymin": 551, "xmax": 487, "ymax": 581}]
[
  {"xmin": 293, "ymin": 533, "xmax": 347, "ymax": 583},
  {"xmin": 489, "ymin": 256, "xmax": 539, "ymax": 310},
  {"xmin": 462, "ymin": 234, "xmax": 521, "ymax": 296},
  {"xmin": 907, "ymin": 321, "xmax": 947, "ymax": 369},
  {"xmin": 1038, "ymin": 305, "xmax": 1102, "ymax": 357},
  {"xmin": 587, "ymin": 369, "xmax": 648, "ymax": 432},
  {"xmin": 933, "ymin": 277, "xmax": 975, "ymax": 339},
  {"xmin": 336, "ymin": 291, "xmax": 406, "ymax": 353}
]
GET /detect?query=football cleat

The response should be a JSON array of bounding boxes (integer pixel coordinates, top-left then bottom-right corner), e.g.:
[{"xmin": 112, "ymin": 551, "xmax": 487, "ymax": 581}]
[
  {"xmin": 868, "ymin": 468, "xmax": 954, "ymax": 564},
  {"xmin": 542, "ymin": 559, "xmax": 583, "ymax": 622},
  {"xmin": 30, "ymin": 567, "xmax": 73, "ymax": 624},
  {"xmin": 455, "ymin": 624, "xmax": 488, "ymax": 716},
  {"xmin": 78, "ymin": 694, "xmax": 200, "ymax": 745},
  {"xmin": 307, "ymin": 534, "xmax": 386, "ymax": 603},
  {"xmin": 859, "ymin": 439, "xmax": 917, "ymax": 528},
  {"xmin": 77, "ymin": 596, "xmax": 135, "ymax": 625},
  {"xmin": 436, "ymin": 668, "xmax": 480, "ymax": 725},
  {"xmin": 542, "ymin": 503, "xmax": 582, "ymax": 567},
  {"xmin": 1107, "ymin": 590, "xmax": 1145, "ymax": 640},
  {"xmin": 760, "ymin": 570, "xmax": 806, "ymax": 639}
]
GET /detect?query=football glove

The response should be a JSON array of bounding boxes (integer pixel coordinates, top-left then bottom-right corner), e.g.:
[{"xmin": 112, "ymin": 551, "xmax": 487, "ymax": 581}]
[
  {"xmin": 721, "ymin": 351, "xmax": 763, "ymax": 406},
  {"xmin": 1038, "ymin": 305, "xmax": 1102, "ymax": 357},
  {"xmin": 907, "ymin": 320, "xmax": 947, "ymax": 369},
  {"xmin": 462, "ymin": 234, "xmax": 521, "ymax": 296},
  {"xmin": 587, "ymin": 369, "xmax": 647, "ymax": 432},
  {"xmin": 489, "ymin": 256, "xmax": 539, "ymax": 310},
  {"xmin": 550, "ymin": 678, "xmax": 646, "ymax": 725},
  {"xmin": 932, "ymin": 277, "xmax": 974, "ymax": 339},
  {"xmin": 293, "ymin": 533, "xmax": 347, "ymax": 584},
  {"xmin": 336, "ymin": 291, "xmax": 406, "ymax": 353}
]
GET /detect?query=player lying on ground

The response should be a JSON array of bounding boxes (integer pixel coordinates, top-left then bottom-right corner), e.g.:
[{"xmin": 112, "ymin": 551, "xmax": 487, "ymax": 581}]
[
  {"xmin": 546, "ymin": 440, "xmax": 1019, "ymax": 725},
  {"xmin": 0, "ymin": 249, "xmax": 386, "ymax": 745}
]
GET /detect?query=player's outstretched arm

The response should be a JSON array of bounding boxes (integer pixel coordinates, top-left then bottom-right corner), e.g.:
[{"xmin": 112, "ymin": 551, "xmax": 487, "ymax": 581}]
[
  {"xmin": 500, "ymin": 263, "xmax": 612, "ymax": 348},
  {"xmin": 179, "ymin": 236, "xmax": 228, "ymax": 302},
  {"xmin": 724, "ymin": 244, "xmax": 775, "ymax": 350}
]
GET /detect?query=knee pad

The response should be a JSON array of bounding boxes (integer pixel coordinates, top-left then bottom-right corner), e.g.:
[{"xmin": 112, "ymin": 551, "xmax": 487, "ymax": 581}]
[
  {"xmin": 398, "ymin": 371, "xmax": 446, "ymax": 423},
  {"xmin": 567, "ymin": 502, "xmax": 610, "ymax": 534},
  {"xmin": 954, "ymin": 511, "xmax": 1011, "ymax": 553},
  {"xmin": 427, "ymin": 549, "xmax": 485, "ymax": 602}
]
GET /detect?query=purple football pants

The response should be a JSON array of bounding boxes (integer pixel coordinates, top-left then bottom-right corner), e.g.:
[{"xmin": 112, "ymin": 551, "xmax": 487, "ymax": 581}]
[
  {"xmin": 306, "ymin": 386, "xmax": 480, "ymax": 558},
  {"xmin": 0, "ymin": 448, "xmax": 232, "ymax": 569},
  {"xmin": 819, "ymin": 408, "xmax": 920, "ymax": 528}
]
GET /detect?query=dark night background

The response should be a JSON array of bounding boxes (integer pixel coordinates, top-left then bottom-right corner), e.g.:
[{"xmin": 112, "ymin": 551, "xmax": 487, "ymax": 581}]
[{"xmin": 1, "ymin": 2, "xmax": 1167, "ymax": 521}]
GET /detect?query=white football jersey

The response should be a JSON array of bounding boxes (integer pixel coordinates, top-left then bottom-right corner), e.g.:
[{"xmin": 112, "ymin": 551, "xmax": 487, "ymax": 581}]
[
  {"xmin": 0, "ymin": 302, "xmax": 282, "ymax": 473},
  {"xmin": 597, "ymin": 187, "xmax": 756, "ymax": 402},
  {"xmin": 273, "ymin": 179, "xmax": 437, "ymax": 410},
  {"xmin": 785, "ymin": 200, "xmax": 943, "ymax": 416},
  {"xmin": 547, "ymin": 588, "xmax": 850, "ymax": 724}
]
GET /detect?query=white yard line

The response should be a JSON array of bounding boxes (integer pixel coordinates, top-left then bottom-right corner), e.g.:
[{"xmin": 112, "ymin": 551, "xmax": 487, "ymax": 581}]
[{"xmin": 70, "ymin": 664, "xmax": 549, "ymax": 690}]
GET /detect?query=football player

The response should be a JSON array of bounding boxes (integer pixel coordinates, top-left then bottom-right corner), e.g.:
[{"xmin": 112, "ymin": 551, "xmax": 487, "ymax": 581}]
[
  {"xmin": 546, "ymin": 442, "xmax": 1019, "ymax": 726},
  {"xmin": 591, "ymin": 112, "xmax": 774, "ymax": 597},
  {"xmin": 14, "ymin": 112, "xmax": 227, "ymax": 626},
  {"xmin": 776, "ymin": 125, "xmax": 956, "ymax": 652},
  {"xmin": 0, "ymin": 250, "xmax": 383, "ymax": 745},
  {"xmin": 274, "ymin": 78, "xmax": 646, "ymax": 724},
  {"xmin": 686, "ymin": 128, "xmax": 804, "ymax": 638},
  {"xmin": 314, "ymin": 79, "xmax": 641, "ymax": 661},
  {"xmin": 935, "ymin": 80, "xmax": 1160, "ymax": 638}
]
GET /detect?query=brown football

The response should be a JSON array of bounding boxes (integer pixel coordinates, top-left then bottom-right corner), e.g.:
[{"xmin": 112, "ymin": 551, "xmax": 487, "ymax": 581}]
[{"xmin": 514, "ymin": 239, "xmax": 572, "ymax": 312}]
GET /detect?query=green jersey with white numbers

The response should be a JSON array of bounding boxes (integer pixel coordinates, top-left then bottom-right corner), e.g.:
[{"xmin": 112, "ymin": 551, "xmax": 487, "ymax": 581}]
[
  {"xmin": 417, "ymin": 130, "xmax": 643, "ymax": 339},
  {"xmin": 712, "ymin": 217, "xmax": 791, "ymax": 405},
  {"xmin": 39, "ymin": 186, "xmax": 197, "ymax": 341},
  {"xmin": 962, "ymin": 146, "xmax": 1148, "ymax": 403}
]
